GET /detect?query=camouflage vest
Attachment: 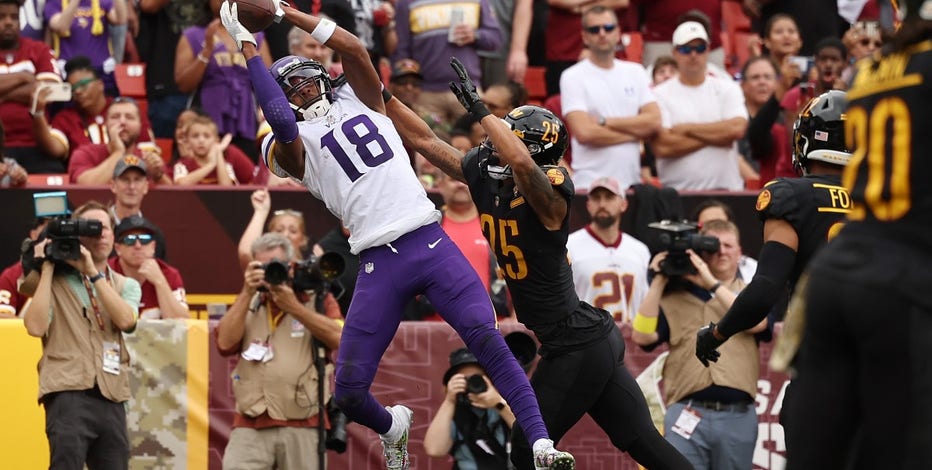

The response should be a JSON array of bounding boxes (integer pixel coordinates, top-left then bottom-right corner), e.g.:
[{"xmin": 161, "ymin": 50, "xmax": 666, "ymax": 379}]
[
  {"xmin": 38, "ymin": 270, "xmax": 131, "ymax": 403},
  {"xmin": 659, "ymin": 279, "xmax": 760, "ymax": 405},
  {"xmin": 232, "ymin": 297, "xmax": 333, "ymax": 420}
]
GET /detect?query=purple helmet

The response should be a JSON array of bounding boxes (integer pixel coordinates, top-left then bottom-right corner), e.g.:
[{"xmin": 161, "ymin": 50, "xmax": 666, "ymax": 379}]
[{"xmin": 270, "ymin": 55, "xmax": 333, "ymax": 119}]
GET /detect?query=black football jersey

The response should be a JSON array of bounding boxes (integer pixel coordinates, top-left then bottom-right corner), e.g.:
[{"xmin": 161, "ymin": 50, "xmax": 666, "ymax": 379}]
[
  {"xmin": 844, "ymin": 40, "xmax": 932, "ymax": 231},
  {"xmin": 461, "ymin": 150, "xmax": 580, "ymax": 328},
  {"xmin": 755, "ymin": 174, "xmax": 851, "ymax": 285}
]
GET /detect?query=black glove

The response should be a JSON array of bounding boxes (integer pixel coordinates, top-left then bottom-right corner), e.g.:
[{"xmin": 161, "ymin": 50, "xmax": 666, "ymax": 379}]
[
  {"xmin": 448, "ymin": 57, "xmax": 490, "ymax": 120},
  {"xmin": 695, "ymin": 322, "xmax": 725, "ymax": 367}
]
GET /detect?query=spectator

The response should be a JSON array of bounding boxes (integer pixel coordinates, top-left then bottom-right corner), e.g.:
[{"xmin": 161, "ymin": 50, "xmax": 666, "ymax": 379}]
[
  {"xmin": 44, "ymin": 0, "xmax": 127, "ymax": 96},
  {"xmin": 215, "ymin": 232, "xmax": 343, "ymax": 470},
  {"xmin": 393, "ymin": 0, "xmax": 502, "ymax": 126},
  {"xmin": 34, "ymin": 56, "xmax": 155, "ymax": 161},
  {"xmin": 22, "ymin": 200, "xmax": 140, "ymax": 469},
  {"xmin": 542, "ymin": 1, "xmax": 627, "ymax": 96},
  {"xmin": 692, "ymin": 198, "xmax": 758, "ymax": 281},
  {"xmin": 387, "ymin": 58, "xmax": 447, "ymax": 136},
  {"xmin": 108, "ymin": 154, "xmax": 167, "ymax": 260},
  {"xmin": 171, "ymin": 114, "xmax": 254, "ymax": 185},
  {"xmin": 174, "ymin": 0, "xmax": 272, "ymax": 163},
  {"xmin": 641, "ymin": 2, "xmax": 724, "ymax": 71},
  {"xmin": 479, "ymin": 0, "xmax": 531, "ymax": 85},
  {"xmin": 108, "ymin": 215, "xmax": 186, "ymax": 319},
  {"xmin": 0, "ymin": 217, "xmax": 49, "ymax": 317},
  {"xmin": 481, "ymin": 80, "xmax": 526, "ymax": 118},
  {"xmin": 760, "ymin": 14, "xmax": 804, "ymax": 93},
  {"xmin": 841, "ymin": 20, "xmax": 883, "ymax": 82},
  {"xmin": 68, "ymin": 97, "xmax": 170, "ymax": 185},
  {"xmin": 633, "ymin": 219, "xmax": 769, "ymax": 470},
  {"xmin": 651, "ymin": 55, "xmax": 678, "ymax": 86},
  {"xmin": 349, "ymin": 0, "xmax": 397, "ymax": 77},
  {"xmin": 424, "ymin": 347, "xmax": 515, "ymax": 468},
  {"xmin": 560, "ymin": 6, "xmax": 661, "ymax": 191},
  {"xmin": 650, "ymin": 20, "xmax": 747, "ymax": 190},
  {"xmin": 0, "ymin": 154, "xmax": 26, "ymax": 186},
  {"xmin": 286, "ymin": 24, "xmax": 342, "ymax": 77},
  {"xmin": 779, "ymin": 37, "xmax": 848, "ymax": 144},
  {"xmin": 566, "ymin": 176, "xmax": 650, "ymax": 322},
  {"xmin": 740, "ymin": 56, "xmax": 795, "ymax": 185},
  {"xmin": 237, "ymin": 189, "xmax": 312, "ymax": 270},
  {"xmin": 754, "ymin": 0, "xmax": 846, "ymax": 57},
  {"xmin": 0, "ymin": 0, "xmax": 64, "ymax": 174},
  {"xmin": 135, "ymin": 0, "xmax": 211, "ymax": 138}
]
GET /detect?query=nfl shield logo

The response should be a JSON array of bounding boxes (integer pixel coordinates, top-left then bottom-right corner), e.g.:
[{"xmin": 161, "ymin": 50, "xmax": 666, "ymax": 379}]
[{"xmin": 365, "ymin": 262, "xmax": 374, "ymax": 274}]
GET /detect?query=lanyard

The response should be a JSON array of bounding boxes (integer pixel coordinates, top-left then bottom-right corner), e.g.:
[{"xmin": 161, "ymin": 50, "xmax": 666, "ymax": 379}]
[
  {"xmin": 81, "ymin": 270, "xmax": 108, "ymax": 331},
  {"xmin": 266, "ymin": 301, "xmax": 285, "ymax": 335}
]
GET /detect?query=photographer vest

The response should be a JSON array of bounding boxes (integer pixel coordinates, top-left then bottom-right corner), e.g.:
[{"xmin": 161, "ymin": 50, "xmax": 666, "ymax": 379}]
[
  {"xmin": 38, "ymin": 270, "xmax": 132, "ymax": 403},
  {"xmin": 451, "ymin": 404, "xmax": 511, "ymax": 470},
  {"xmin": 232, "ymin": 296, "xmax": 334, "ymax": 421},
  {"xmin": 659, "ymin": 279, "xmax": 760, "ymax": 405}
]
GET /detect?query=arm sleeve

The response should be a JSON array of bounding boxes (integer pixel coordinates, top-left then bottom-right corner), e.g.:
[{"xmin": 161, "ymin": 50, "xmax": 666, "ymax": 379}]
[{"xmin": 716, "ymin": 241, "xmax": 797, "ymax": 338}]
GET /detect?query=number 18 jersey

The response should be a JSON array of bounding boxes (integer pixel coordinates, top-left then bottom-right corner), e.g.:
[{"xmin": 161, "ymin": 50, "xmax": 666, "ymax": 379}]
[{"xmin": 262, "ymin": 84, "xmax": 439, "ymax": 254}]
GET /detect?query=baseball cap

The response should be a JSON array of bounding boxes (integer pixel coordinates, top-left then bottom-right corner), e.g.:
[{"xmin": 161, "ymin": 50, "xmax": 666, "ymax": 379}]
[
  {"xmin": 589, "ymin": 176, "xmax": 624, "ymax": 197},
  {"xmin": 672, "ymin": 21, "xmax": 709, "ymax": 46},
  {"xmin": 115, "ymin": 215, "xmax": 159, "ymax": 239},
  {"xmin": 390, "ymin": 59, "xmax": 424, "ymax": 82},
  {"xmin": 441, "ymin": 348, "xmax": 480, "ymax": 384},
  {"xmin": 113, "ymin": 154, "xmax": 147, "ymax": 178}
]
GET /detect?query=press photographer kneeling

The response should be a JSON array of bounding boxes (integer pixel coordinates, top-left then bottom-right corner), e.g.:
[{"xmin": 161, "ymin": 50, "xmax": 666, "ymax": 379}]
[
  {"xmin": 22, "ymin": 198, "xmax": 141, "ymax": 469},
  {"xmin": 216, "ymin": 232, "xmax": 344, "ymax": 470},
  {"xmin": 631, "ymin": 219, "xmax": 771, "ymax": 470}
]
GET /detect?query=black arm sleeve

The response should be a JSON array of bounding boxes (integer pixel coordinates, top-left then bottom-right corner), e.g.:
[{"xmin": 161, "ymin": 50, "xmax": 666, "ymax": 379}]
[
  {"xmin": 746, "ymin": 96, "xmax": 781, "ymax": 161},
  {"xmin": 716, "ymin": 241, "xmax": 797, "ymax": 338}
]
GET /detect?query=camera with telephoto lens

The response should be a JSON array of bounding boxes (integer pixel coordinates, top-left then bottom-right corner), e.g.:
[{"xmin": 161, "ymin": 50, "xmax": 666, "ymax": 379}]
[
  {"xmin": 649, "ymin": 220, "xmax": 720, "ymax": 277},
  {"xmin": 465, "ymin": 374, "xmax": 488, "ymax": 394},
  {"xmin": 261, "ymin": 252, "xmax": 346, "ymax": 292},
  {"xmin": 26, "ymin": 192, "xmax": 102, "ymax": 263}
]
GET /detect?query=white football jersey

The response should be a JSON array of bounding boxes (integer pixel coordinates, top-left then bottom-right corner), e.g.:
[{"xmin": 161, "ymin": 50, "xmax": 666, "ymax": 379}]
[
  {"xmin": 262, "ymin": 84, "xmax": 440, "ymax": 254},
  {"xmin": 566, "ymin": 228, "xmax": 650, "ymax": 322}
]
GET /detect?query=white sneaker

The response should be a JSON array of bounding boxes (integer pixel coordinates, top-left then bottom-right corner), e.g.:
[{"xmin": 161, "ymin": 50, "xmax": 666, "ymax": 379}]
[
  {"xmin": 534, "ymin": 443, "xmax": 575, "ymax": 470},
  {"xmin": 380, "ymin": 405, "xmax": 413, "ymax": 470}
]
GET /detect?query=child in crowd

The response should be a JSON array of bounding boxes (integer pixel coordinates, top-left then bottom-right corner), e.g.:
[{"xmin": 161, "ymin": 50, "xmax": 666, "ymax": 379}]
[{"xmin": 171, "ymin": 115, "xmax": 254, "ymax": 185}]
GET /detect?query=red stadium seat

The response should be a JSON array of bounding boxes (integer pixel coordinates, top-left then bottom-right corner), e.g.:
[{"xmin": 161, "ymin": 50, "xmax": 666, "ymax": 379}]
[
  {"xmin": 155, "ymin": 138, "xmax": 174, "ymax": 164},
  {"xmin": 620, "ymin": 32, "xmax": 644, "ymax": 64},
  {"xmin": 26, "ymin": 174, "xmax": 67, "ymax": 186},
  {"xmin": 722, "ymin": 0, "xmax": 752, "ymax": 34},
  {"xmin": 114, "ymin": 63, "xmax": 146, "ymax": 98},
  {"xmin": 524, "ymin": 66, "xmax": 547, "ymax": 105}
]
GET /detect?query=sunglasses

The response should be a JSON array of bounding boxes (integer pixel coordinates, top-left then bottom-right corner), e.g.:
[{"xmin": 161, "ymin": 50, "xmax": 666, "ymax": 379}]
[
  {"xmin": 584, "ymin": 24, "xmax": 617, "ymax": 34},
  {"xmin": 859, "ymin": 38, "xmax": 882, "ymax": 48},
  {"xmin": 71, "ymin": 77, "xmax": 98, "ymax": 91},
  {"xmin": 676, "ymin": 43, "xmax": 708, "ymax": 54},
  {"xmin": 120, "ymin": 234, "xmax": 154, "ymax": 246}
]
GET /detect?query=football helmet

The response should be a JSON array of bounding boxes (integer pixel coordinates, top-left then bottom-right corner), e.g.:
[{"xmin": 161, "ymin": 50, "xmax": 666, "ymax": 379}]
[
  {"xmin": 792, "ymin": 89, "xmax": 851, "ymax": 174},
  {"xmin": 270, "ymin": 55, "xmax": 333, "ymax": 120},
  {"xmin": 479, "ymin": 105, "xmax": 568, "ymax": 180}
]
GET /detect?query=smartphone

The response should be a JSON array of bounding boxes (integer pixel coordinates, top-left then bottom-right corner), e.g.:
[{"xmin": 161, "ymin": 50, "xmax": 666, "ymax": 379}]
[
  {"xmin": 37, "ymin": 82, "xmax": 72, "ymax": 102},
  {"xmin": 448, "ymin": 6, "xmax": 464, "ymax": 43},
  {"xmin": 789, "ymin": 55, "xmax": 813, "ymax": 74}
]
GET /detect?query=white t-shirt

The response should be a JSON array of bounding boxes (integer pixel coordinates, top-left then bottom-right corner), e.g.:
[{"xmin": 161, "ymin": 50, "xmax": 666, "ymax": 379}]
[
  {"xmin": 262, "ymin": 84, "xmax": 440, "ymax": 254},
  {"xmin": 652, "ymin": 75, "xmax": 747, "ymax": 190},
  {"xmin": 566, "ymin": 227, "xmax": 651, "ymax": 322},
  {"xmin": 560, "ymin": 58, "xmax": 656, "ymax": 191}
]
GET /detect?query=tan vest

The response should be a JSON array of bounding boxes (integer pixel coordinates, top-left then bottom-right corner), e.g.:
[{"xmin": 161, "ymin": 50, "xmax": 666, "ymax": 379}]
[
  {"xmin": 660, "ymin": 279, "xmax": 760, "ymax": 405},
  {"xmin": 232, "ymin": 297, "xmax": 334, "ymax": 420},
  {"xmin": 38, "ymin": 271, "xmax": 132, "ymax": 403}
]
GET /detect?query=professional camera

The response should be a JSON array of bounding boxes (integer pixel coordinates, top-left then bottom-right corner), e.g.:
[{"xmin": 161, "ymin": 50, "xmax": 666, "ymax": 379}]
[
  {"xmin": 28, "ymin": 192, "xmax": 101, "ymax": 262},
  {"xmin": 648, "ymin": 220, "xmax": 720, "ymax": 277},
  {"xmin": 465, "ymin": 374, "xmax": 488, "ymax": 394},
  {"xmin": 261, "ymin": 252, "xmax": 346, "ymax": 292}
]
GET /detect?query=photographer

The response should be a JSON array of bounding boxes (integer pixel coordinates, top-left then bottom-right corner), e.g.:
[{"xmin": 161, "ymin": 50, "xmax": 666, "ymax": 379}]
[
  {"xmin": 21, "ymin": 201, "xmax": 141, "ymax": 469},
  {"xmin": 424, "ymin": 348, "xmax": 515, "ymax": 469},
  {"xmin": 631, "ymin": 220, "xmax": 770, "ymax": 470},
  {"xmin": 216, "ymin": 232, "xmax": 343, "ymax": 470}
]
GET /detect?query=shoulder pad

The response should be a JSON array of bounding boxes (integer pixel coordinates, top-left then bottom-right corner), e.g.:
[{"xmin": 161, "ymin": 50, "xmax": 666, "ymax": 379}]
[{"xmin": 756, "ymin": 178, "xmax": 798, "ymax": 221}]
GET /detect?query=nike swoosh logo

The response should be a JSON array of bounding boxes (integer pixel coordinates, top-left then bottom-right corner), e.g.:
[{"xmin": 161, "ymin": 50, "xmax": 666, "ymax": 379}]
[{"xmin": 428, "ymin": 238, "xmax": 443, "ymax": 249}]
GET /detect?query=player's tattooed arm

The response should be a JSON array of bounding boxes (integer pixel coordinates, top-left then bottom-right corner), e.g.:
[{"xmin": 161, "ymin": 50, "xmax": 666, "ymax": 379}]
[
  {"xmin": 512, "ymin": 165, "xmax": 568, "ymax": 230},
  {"xmin": 385, "ymin": 96, "xmax": 466, "ymax": 182}
]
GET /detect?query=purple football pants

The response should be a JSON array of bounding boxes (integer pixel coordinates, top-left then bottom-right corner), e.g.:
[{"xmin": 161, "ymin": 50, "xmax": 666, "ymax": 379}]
[{"xmin": 333, "ymin": 222, "xmax": 548, "ymax": 445}]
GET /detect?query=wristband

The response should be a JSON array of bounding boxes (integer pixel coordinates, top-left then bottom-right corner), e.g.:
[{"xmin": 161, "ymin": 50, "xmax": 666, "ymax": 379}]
[
  {"xmin": 88, "ymin": 272, "xmax": 106, "ymax": 284},
  {"xmin": 632, "ymin": 312, "xmax": 658, "ymax": 334},
  {"xmin": 708, "ymin": 282, "xmax": 722, "ymax": 295},
  {"xmin": 381, "ymin": 87, "xmax": 393, "ymax": 103},
  {"xmin": 311, "ymin": 19, "xmax": 336, "ymax": 44},
  {"xmin": 470, "ymin": 101, "xmax": 491, "ymax": 120}
]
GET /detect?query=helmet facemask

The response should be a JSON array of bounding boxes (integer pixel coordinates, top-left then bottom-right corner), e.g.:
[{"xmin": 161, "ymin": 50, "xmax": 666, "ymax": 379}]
[
  {"xmin": 273, "ymin": 58, "xmax": 333, "ymax": 120},
  {"xmin": 479, "ymin": 139, "xmax": 512, "ymax": 180}
]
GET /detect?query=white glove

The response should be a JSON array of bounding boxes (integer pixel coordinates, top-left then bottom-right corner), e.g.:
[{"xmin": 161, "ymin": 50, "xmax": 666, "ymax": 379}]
[
  {"xmin": 272, "ymin": 0, "xmax": 288, "ymax": 23},
  {"xmin": 219, "ymin": 1, "xmax": 257, "ymax": 50}
]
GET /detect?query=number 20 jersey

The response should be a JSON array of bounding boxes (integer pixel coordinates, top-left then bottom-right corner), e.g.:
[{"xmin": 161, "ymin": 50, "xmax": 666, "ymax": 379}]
[
  {"xmin": 844, "ymin": 40, "xmax": 932, "ymax": 232},
  {"xmin": 261, "ymin": 84, "xmax": 439, "ymax": 254}
]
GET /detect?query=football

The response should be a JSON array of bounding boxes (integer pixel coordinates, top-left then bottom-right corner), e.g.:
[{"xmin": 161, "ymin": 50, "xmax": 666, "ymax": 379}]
[{"xmin": 234, "ymin": 0, "xmax": 277, "ymax": 33}]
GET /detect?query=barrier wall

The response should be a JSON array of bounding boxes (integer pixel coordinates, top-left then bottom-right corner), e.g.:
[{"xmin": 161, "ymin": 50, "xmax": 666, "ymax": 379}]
[
  {"xmin": 3, "ymin": 320, "xmax": 788, "ymax": 470},
  {"xmin": 2, "ymin": 186, "xmax": 764, "ymax": 295}
]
